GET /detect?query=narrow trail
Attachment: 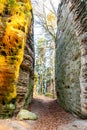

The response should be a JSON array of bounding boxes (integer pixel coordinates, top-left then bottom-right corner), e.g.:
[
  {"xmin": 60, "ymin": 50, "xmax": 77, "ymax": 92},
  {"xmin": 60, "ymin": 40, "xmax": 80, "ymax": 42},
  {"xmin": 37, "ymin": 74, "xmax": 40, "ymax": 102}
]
[
  {"xmin": 28, "ymin": 95, "xmax": 75, "ymax": 130},
  {"xmin": 1, "ymin": 95, "xmax": 85, "ymax": 130}
]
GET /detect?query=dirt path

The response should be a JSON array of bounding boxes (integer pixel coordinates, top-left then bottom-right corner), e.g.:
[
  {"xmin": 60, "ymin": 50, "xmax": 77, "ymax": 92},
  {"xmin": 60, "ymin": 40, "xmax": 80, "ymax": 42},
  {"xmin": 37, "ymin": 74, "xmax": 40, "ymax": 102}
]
[
  {"xmin": 28, "ymin": 95, "xmax": 75, "ymax": 130},
  {"xmin": 1, "ymin": 95, "xmax": 86, "ymax": 130}
]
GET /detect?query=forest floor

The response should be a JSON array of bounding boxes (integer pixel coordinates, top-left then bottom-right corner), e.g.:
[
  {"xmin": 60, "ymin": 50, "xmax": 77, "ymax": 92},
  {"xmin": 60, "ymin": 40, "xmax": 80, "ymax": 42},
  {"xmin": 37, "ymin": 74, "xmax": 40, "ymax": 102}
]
[
  {"xmin": 28, "ymin": 95, "xmax": 75, "ymax": 130},
  {"xmin": 0, "ymin": 95, "xmax": 87, "ymax": 130}
]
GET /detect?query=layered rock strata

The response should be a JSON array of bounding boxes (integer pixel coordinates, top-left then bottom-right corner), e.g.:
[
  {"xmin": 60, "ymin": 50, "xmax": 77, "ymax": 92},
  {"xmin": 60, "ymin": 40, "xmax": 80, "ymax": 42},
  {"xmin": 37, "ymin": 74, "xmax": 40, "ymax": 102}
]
[
  {"xmin": 56, "ymin": 0, "xmax": 87, "ymax": 118},
  {"xmin": 0, "ymin": 0, "xmax": 34, "ymax": 118}
]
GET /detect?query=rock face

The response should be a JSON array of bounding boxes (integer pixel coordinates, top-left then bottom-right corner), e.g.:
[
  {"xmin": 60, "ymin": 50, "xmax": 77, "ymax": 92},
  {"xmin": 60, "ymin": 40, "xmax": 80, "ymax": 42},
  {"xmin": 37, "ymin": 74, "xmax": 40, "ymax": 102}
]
[
  {"xmin": 55, "ymin": 0, "xmax": 87, "ymax": 118},
  {"xmin": 0, "ymin": 0, "xmax": 34, "ymax": 118}
]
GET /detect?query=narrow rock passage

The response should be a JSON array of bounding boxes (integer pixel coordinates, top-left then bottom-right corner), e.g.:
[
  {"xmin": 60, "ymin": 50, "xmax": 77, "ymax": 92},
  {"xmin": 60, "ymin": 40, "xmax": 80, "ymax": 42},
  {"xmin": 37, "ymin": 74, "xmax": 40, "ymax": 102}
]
[
  {"xmin": 0, "ymin": 95, "xmax": 86, "ymax": 130},
  {"xmin": 28, "ymin": 95, "xmax": 75, "ymax": 130}
]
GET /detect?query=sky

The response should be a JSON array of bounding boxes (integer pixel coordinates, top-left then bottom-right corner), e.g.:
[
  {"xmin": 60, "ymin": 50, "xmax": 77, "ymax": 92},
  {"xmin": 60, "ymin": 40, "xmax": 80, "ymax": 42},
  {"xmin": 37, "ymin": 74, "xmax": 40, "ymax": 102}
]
[
  {"xmin": 31, "ymin": 0, "xmax": 61, "ymax": 77},
  {"xmin": 31, "ymin": 0, "xmax": 61, "ymax": 41},
  {"xmin": 44, "ymin": 0, "xmax": 61, "ymax": 13}
]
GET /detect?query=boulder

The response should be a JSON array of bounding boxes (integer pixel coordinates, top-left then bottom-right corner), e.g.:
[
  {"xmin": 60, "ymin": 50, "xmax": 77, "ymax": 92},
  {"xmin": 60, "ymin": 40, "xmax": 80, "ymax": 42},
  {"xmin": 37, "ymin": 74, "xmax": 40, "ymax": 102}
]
[{"xmin": 17, "ymin": 109, "xmax": 38, "ymax": 120}]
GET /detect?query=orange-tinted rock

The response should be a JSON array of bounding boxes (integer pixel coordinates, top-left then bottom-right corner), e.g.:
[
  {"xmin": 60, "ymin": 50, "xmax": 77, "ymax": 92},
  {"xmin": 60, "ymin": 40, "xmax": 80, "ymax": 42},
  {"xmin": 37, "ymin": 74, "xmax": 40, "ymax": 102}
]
[{"xmin": 0, "ymin": 0, "xmax": 34, "ymax": 118}]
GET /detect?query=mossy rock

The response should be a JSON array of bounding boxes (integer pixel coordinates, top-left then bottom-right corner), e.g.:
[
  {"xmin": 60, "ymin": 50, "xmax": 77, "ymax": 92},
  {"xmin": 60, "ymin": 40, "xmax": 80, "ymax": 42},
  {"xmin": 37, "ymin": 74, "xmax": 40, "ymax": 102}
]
[{"xmin": 17, "ymin": 109, "xmax": 38, "ymax": 120}]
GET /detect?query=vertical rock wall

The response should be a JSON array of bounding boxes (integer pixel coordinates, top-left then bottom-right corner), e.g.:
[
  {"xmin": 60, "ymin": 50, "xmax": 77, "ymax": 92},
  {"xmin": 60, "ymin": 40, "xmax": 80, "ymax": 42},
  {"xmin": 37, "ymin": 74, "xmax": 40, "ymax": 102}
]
[
  {"xmin": 0, "ymin": 0, "xmax": 34, "ymax": 118},
  {"xmin": 16, "ymin": 20, "xmax": 34, "ymax": 113},
  {"xmin": 56, "ymin": 0, "xmax": 87, "ymax": 118}
]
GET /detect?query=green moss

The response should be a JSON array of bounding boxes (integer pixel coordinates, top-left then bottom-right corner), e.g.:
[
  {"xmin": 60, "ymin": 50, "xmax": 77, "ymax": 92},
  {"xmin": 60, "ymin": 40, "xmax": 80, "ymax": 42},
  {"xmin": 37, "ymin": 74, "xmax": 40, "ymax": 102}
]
[
  {"xmin": 0, "ymin": 0, "xmax": 33, "ymax": 118},
  {"xmin": 24, "ymin": 79, "xmax": 33, "ymax": 108},
  {"xmin": 8, "ymin": 0, "xmax": 16, "ymax": 8},
  {"xmin": 45, "ymin": 92, "xmax": 56, "ymax": 98},
  {"xmin": 0, "ymin": 102, "xmax": 15, "ymax": 118}
]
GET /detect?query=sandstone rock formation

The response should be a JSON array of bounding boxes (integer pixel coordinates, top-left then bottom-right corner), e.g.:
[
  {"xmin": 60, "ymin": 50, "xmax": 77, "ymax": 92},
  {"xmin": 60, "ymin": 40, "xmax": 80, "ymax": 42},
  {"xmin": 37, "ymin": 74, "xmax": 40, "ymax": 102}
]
[
  {"xmin": 56, "ymin": 0, "xmax": 87, "ymax": 118},
  {"xmin": 0, "ymin": 0, "xmax": 34, "ymax": 118}
]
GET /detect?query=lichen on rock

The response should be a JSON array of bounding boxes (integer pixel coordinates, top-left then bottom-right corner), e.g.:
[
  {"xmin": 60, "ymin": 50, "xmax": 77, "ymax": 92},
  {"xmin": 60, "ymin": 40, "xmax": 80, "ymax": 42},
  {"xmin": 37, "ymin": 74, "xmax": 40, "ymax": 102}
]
[
  {"xmin": 0, "ymin": 0, "xmax": 33, "ymax": 118},
  {"xmin": 55, "ymin": 0, "xmax": 87, "ymax": 118},
  {"xmin": 17, "ymin": 109, "xmax": 38, "ymax": 120}
]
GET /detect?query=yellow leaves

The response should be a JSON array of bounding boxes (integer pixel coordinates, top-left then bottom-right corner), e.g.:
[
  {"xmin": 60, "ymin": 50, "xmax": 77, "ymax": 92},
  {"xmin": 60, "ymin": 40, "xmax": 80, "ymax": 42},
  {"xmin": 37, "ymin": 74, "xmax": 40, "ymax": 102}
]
[
  {"xmin": 47, "ymin": 12, "xmax": 55, "ymax": 21},
  {"xmin": 34, "ymin": 73, "xmax": 38, "ymax": 84},
  {"xmin": 46, "ymin": 12, "xmax": 56, "ymax": 28},
  {"xmin": 38, "ymin": 38, "xmax": 45, "ymax": 45},
  {"xmin": 34, "ymin": 73, "xmax": 38, "ymax": 96}
]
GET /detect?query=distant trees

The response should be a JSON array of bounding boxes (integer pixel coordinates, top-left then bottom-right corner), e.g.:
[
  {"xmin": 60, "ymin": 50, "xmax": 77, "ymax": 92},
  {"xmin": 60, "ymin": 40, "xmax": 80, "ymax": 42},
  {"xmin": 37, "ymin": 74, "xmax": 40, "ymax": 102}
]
[
  {"xmin": 32, "ymin": 0, "xmax": 59, "ymax": 97},
  {"xmin": 32, "ymin": 0, "xmax": 57, "ymax": 41}
]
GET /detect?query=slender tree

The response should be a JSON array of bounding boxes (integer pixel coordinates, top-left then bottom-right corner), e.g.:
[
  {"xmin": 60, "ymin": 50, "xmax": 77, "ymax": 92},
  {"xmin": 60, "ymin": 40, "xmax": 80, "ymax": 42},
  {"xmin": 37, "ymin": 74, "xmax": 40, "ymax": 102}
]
[{"xmin": 32, "ymin": 0, "xmax": 59, "ymax": 96}]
